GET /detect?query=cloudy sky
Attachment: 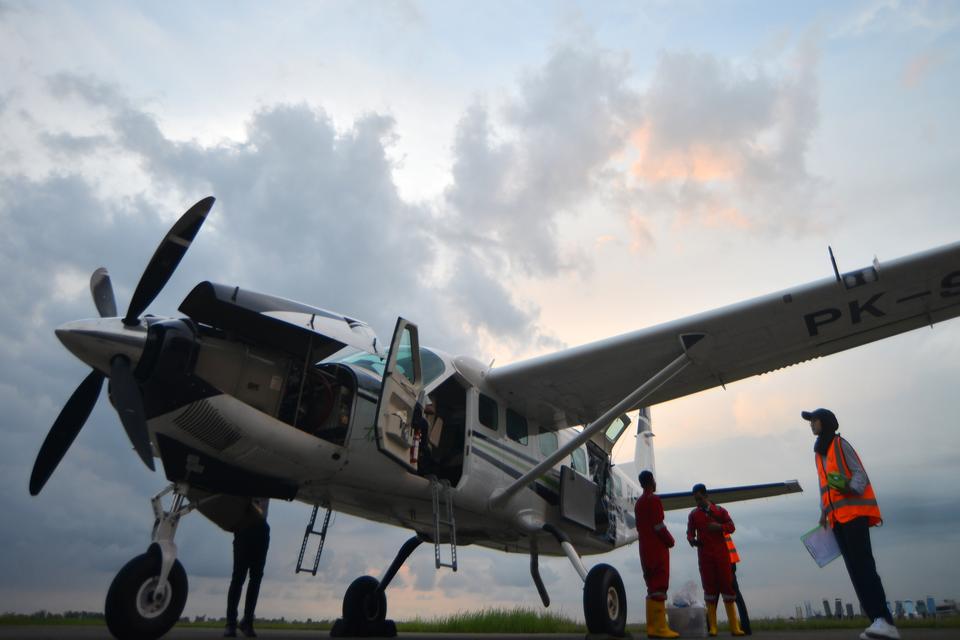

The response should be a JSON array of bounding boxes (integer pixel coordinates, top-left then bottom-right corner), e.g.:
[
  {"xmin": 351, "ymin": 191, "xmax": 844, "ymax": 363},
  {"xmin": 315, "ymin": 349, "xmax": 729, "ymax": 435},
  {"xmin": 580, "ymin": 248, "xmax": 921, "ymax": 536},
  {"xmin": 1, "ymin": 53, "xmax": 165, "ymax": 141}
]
[{"xmin": 2, "ymin": 0, "xmax": 959, "ymax": 625}]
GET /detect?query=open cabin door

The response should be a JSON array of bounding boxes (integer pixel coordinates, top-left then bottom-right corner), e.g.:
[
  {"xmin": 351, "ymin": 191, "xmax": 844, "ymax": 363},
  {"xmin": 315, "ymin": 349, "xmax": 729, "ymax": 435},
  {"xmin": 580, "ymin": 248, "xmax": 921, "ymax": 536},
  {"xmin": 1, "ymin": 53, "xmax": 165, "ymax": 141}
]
[
  {"xmin": 589, "ymin": 413, "xmax": 631, "ymax": 458},
  {"xmin": 374, "ymin": 318, "xmax": 423, "ymax": 472}
]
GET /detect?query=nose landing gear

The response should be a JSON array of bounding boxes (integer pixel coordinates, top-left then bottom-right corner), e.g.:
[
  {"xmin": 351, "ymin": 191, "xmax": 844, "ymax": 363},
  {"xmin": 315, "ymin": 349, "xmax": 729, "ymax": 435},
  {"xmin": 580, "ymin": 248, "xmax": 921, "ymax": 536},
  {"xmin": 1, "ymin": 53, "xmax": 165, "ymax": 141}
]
[
  {"xmin": 104, "ymin": 483, "xmax": 196, "ymax": 640},
  {"xmin": 104, "ymin": 550, "xmax": 187, "ymax": 640}
]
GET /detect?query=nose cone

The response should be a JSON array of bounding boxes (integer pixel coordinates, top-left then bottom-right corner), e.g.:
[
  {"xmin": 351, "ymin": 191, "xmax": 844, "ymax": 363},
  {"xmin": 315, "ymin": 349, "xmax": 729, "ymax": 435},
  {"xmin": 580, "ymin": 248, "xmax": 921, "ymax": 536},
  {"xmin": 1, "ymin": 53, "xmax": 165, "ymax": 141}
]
[{"xmin": 55, "ymin": 318, "xmax": 147, "ymax": 374}]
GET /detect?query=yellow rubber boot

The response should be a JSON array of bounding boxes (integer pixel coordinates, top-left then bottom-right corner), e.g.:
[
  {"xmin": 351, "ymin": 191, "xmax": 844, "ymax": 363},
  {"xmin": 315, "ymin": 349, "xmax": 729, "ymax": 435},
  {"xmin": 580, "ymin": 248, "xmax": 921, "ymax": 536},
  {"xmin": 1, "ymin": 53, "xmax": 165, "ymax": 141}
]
[
  {"xmin": 707, "ymin": 602, "xmax": 718, "ymax": 636},
  {"xmin": 645, "ymin": 598, "xmax": 656, "ymax": 637},
  {"xmin": 724, "ymin": 601, "xmax": 745, "ymax": 636},
  {"xmin": 649, "ymin": 599, "xmax": 679, "ymax": 638}
]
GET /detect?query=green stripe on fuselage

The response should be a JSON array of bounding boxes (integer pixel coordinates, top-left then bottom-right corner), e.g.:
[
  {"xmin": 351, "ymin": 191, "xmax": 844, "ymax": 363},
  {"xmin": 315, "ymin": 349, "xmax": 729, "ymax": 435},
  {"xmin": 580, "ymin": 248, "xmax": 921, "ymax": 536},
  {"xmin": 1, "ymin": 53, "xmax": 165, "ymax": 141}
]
[{"xmin": 471, "ymin": 439, "xmax": 561, "ymax": 490}]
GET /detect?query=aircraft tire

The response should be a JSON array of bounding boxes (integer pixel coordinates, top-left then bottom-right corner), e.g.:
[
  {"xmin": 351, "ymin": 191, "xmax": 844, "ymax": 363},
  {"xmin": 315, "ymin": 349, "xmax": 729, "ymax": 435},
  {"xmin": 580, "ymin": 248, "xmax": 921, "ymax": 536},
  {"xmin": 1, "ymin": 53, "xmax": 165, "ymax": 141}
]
[
  {"xmin": 342, "ymin": 575, "xmax": 387, "ymax": 623},
  {"xmin": 104, "ymin": 552, "xmax": 188, "ymax": 640},
  {"xmin": 583, "ymin": 563, "xmax": 626, "ymax": 636}
]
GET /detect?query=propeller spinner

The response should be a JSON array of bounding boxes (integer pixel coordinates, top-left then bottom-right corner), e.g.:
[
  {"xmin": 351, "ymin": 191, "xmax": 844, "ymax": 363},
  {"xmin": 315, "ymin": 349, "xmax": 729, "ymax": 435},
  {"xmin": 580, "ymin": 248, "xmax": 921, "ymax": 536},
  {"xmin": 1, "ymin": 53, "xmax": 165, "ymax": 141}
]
[{"xmin": 29, "ymin": 196, "xmax": 215, "ymax": 495}]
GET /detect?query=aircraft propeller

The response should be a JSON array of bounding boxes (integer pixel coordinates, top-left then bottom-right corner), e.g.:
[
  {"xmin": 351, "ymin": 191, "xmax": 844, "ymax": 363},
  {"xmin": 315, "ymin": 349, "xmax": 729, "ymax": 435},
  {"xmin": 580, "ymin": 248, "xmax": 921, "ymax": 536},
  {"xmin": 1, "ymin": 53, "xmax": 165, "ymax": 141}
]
[
  {"xmin": 90, "ymin": 267, "xmax": 117, "ymax": 318},
  {"xmin": 28, "ymin": 196, "xmax": 215, "ymax": 496}
]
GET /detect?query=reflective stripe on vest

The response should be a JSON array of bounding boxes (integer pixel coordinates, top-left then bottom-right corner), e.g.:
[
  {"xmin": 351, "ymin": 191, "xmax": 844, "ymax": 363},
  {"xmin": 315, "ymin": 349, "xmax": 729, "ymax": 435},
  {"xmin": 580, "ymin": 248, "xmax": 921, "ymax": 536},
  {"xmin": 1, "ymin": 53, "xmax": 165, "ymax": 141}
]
[
  {"xmin": 816, "ymin": 437, "xmax": 881, "ymax": 527},
  {"xmin": 725, "ymin": 534, "xmax": 740, "ymax": 564}
]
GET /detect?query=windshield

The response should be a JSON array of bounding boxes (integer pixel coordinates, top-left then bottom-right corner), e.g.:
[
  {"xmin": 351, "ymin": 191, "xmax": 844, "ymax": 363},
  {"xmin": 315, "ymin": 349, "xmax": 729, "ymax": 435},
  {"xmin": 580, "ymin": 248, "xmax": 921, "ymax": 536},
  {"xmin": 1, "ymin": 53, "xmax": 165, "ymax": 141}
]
[{"xmin": 327, "ymin": 346, "xmax": 447, "ymax": 386}]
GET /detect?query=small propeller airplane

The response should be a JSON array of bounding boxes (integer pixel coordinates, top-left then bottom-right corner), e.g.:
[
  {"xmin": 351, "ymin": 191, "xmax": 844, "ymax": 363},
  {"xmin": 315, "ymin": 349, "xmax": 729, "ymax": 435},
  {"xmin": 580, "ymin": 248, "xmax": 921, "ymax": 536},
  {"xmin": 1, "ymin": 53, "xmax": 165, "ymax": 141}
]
[{"xmin": 28, "ymin": 196, "xmax": 960, "ymax": 639}]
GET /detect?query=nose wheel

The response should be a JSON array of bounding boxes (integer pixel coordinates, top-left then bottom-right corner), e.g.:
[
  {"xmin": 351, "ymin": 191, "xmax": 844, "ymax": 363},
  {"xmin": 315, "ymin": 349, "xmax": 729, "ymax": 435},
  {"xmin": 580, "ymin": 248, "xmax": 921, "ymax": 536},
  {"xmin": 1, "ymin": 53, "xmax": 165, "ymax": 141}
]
[
  {"xmin": 105, "ymin": 483, "xmax": 197, "ymax": 640},
  {"xmin": 104, "ymin": 551, "xmax": 188, "ymax": 640}
]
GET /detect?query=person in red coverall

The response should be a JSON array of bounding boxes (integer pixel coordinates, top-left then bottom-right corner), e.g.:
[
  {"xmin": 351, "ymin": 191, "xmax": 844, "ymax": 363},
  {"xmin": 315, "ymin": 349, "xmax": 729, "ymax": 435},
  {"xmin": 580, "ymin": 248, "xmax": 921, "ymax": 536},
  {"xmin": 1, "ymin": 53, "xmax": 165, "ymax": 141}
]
[
  {"xmin": 634, "ymin": 470, "xmax": 679, "ymax": 638},
  {"xmin": 687, "ymin": 484, "xmax": 744, "ymax": 637}
]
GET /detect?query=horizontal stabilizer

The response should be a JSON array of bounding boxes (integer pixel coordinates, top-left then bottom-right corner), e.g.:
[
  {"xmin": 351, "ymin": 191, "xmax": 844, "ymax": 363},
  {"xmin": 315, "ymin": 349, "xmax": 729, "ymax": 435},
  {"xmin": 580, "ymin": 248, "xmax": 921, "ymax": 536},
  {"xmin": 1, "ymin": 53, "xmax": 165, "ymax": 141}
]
[{"xmin": 660, "ymin": 479, "xmax": 802, "ymax": 512}]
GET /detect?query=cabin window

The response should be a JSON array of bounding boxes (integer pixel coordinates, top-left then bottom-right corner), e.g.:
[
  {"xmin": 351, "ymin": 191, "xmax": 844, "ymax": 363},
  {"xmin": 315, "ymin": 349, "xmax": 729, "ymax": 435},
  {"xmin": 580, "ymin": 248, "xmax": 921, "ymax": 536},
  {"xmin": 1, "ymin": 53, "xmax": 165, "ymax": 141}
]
[
  {"xmin": 479, "ymin": 394, "xmax": 498, "ymax": 431},
  {"xmin": 538, "ymin": 429, "xmax": 558, "ymax": 458},
  {"xmin": 604, "ymin": 415, "xmax": 629, "ymax": 443},
  {"xmin": 506, "ymin": 409, "xmax": 528, "ymax": 445},
  {"xmin": 571, "ymin": 447, "xmax": 587, "ymax": 475}
]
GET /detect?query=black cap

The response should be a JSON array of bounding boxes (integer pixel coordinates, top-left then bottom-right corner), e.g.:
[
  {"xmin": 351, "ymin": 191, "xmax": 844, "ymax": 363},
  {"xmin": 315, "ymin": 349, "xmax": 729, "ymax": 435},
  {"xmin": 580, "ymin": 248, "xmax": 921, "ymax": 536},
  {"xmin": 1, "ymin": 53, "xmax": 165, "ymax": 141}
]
[
  {"xmin": 639, "ymin": 470, "xmax": 655, "ymax": 487},
  {"xmin": 801, "ymin": 408, "xmax": 839, "ymax": 430},
  {"xmin": 692, "ymin": 483, "xmax": 707, "ymax": 495}
]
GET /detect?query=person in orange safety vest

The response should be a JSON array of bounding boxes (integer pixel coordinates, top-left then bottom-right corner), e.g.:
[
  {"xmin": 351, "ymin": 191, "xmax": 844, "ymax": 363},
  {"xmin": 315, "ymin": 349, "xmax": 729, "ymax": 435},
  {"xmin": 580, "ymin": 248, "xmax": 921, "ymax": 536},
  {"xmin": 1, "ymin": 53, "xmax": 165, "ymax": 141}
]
[
  {"xmin": 803, "ymin": 408, "xmax": 898, "ymax": 640},
  {"xmin": 687, "ymin": 484, "xmax": 744, "ymax": 636},
  {"xmin": 725, "ymin": 533, "xmax": 751, "ymax": 635},
  {"xmin": 634, "ymin": 470, "xmax": 679, "ymax": 638}
]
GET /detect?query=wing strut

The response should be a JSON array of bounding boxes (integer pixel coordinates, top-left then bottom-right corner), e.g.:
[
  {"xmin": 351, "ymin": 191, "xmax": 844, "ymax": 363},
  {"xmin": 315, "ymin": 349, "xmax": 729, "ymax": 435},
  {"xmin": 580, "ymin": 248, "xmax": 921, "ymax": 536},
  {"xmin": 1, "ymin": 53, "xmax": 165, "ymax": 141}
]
[{"xmin": 490, "ymin": 334, "xmax": 705, "ymax": 508}]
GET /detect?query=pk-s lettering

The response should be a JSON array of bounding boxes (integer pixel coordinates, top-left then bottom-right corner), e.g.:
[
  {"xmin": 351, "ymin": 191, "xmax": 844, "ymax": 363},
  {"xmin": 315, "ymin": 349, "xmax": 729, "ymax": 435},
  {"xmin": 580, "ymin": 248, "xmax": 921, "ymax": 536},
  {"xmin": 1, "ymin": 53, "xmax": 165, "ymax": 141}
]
[{"xmin": 803, "ymin": 270, "xmax": 960, "ymax": 337}]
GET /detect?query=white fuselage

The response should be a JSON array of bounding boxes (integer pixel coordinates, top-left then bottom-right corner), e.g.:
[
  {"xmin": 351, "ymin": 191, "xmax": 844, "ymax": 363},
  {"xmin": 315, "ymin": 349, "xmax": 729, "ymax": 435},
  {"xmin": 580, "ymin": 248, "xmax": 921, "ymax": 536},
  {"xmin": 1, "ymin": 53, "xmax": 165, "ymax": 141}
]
[{"xmin": 56, "ymin": 314, "xmax": 640, "ymax": 558}]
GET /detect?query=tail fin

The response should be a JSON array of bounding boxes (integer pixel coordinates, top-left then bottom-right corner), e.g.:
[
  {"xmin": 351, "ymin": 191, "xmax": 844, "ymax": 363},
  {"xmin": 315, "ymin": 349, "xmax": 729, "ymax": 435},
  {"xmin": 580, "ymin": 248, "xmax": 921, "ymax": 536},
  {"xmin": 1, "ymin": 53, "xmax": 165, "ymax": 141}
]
[{"xmin": 635, "ymin": 406, "xmax": 655, "ymax": 476}]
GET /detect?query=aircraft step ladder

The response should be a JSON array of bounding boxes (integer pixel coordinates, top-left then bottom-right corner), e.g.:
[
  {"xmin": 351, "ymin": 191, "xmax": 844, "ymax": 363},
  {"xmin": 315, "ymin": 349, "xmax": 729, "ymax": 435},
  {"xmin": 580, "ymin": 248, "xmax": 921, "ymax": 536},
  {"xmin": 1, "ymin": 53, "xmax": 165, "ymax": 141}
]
[
  {"xmin": 431, "ymin": 478, "xmax": 457, "ymax": 571},
  {"xmin": 295, "ymin": 504, "xmax": 332, "ymax": 576}
]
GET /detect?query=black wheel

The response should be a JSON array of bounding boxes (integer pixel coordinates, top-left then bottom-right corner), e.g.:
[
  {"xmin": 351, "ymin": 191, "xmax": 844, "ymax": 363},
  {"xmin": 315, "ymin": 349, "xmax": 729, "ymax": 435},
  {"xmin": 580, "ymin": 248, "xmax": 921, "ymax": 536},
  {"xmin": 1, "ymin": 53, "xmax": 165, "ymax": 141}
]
[
  {"xmin": 583, "ymin": 563, "xmax": 626, "ymax": 636},
  {"xmin": 342, "ymin": 575, "xmax": 387, "ymax": 623},
  {"xmin": 104, "ymin": 552, "xmax": 188, "ymax": 640}
]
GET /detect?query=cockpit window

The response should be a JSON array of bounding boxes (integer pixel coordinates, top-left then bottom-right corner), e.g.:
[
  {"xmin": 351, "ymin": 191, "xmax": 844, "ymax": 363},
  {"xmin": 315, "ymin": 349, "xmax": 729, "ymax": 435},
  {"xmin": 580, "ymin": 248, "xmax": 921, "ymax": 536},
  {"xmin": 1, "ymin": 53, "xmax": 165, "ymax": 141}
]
[{"xmin": 328, "ymin": 346, "xmax": 446, "ymax": 386}]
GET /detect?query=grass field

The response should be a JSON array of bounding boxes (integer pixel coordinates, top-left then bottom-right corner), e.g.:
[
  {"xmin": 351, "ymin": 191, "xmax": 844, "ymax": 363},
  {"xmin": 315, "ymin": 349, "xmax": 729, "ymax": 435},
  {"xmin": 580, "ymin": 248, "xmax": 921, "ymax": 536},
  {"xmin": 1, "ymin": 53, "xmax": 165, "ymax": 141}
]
[{"xmin": 3, "ymin": 608, "xmax": 959, "ymax": 633}]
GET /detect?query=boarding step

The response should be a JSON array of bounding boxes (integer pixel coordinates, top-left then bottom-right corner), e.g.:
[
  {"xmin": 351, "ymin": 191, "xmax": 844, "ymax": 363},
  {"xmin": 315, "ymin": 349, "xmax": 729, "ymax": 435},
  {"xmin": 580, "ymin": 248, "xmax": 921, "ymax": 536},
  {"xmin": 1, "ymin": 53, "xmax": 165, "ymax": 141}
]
[
  {"xmin": 296, "ymin": 504, "xmax": 332, "ymax": 576},
  {"xmin": 431, "ymin": 478, "xmax": 457, "ymax": 571}
]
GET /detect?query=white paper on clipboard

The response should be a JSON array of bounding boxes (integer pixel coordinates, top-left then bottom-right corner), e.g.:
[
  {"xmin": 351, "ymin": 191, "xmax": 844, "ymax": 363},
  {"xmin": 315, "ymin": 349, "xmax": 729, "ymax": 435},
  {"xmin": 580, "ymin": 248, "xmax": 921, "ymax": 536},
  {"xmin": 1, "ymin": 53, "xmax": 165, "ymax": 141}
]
[{"xmin": 801, "ymin": 525, "xmax": 841, "ymax": 567}]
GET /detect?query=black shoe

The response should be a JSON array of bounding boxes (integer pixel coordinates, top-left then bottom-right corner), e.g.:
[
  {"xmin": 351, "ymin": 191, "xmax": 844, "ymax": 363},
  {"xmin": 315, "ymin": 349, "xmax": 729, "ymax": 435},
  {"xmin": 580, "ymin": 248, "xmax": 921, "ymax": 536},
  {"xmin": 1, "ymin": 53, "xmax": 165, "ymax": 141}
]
[
  {"xmin": 238, "ymin": 619, "xmax": 257, "ymax": 638},
  {"xmin": 224, "ymin": 623, "xmax": 237, "ymax": 637}
]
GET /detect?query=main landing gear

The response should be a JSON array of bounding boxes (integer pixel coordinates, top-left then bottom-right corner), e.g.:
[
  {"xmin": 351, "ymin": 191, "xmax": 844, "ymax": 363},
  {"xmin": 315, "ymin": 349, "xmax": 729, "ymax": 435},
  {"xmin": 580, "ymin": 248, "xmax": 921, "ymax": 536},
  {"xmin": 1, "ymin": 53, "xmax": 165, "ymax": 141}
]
[
  {"xmin": 543, "ymin": 524, "xmax": 628, "ymax": 638},
  {"xmin": 331, "ymin": 536, "xmax": 423, "ymax": 638},
  {"xmin": 105, "ymin": 484, "xmax": 196, "ymax": 640}
]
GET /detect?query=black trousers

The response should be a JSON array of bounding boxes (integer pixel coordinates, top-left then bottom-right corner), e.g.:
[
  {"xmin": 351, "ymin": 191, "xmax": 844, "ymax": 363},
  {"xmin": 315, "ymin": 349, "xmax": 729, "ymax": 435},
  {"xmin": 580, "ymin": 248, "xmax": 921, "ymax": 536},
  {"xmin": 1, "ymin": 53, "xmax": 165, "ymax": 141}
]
[
  {"xmin": 731, "ymin": 563, "xmax": 751, "ymax": 634},
  {"xmin": 833, "ymin": 516, "xmax": 892, "ymax": 624},
  {"xmin": 227, "ymin": 521, "xmax": 270, "ymax": 624}
]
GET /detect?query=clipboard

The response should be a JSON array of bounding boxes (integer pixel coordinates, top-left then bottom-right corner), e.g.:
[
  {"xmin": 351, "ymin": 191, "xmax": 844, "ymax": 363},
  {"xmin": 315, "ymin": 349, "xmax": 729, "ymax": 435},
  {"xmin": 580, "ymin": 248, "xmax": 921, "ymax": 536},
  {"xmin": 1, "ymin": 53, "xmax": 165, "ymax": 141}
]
[{"xmin": 801, "ymin": 525, "xmax": 841, "ymax": 567}]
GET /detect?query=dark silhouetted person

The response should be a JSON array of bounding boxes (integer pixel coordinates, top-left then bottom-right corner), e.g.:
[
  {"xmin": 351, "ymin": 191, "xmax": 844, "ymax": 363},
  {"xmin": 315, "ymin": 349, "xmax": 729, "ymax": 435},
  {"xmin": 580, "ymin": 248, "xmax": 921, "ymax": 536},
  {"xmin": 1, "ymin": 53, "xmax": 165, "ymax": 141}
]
[
  {"xmin": 802, "ymin": 408, "xmax": 898, "ymax": 640},
  {"xmin": 225, "ymin": 498, "xmax": 270, "ymax": 638},
  {"xmin": 725, "ymin": 533, "xmax": 751, "ymax": 635}
]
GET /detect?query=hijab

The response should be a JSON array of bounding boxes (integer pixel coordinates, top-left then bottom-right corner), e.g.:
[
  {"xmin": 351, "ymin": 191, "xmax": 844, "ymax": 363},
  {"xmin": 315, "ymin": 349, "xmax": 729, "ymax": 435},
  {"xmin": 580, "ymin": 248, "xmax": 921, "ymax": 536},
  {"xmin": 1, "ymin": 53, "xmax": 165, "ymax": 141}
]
[{"xmin": 814, "ymin": 422, "xmax": 838, "ymax": 456}]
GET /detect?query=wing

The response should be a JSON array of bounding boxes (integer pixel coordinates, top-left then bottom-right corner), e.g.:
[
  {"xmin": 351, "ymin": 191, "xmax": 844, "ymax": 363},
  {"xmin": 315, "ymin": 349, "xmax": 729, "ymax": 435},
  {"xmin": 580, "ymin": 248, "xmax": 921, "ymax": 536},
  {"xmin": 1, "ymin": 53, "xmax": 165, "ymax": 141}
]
[
  {"xmin": 487, "ymin": 241, "xmax": 960, "ymax": 427},
  {"xmin": 660, "ymin": 480, "xmax": 803, "ymax": 512}
]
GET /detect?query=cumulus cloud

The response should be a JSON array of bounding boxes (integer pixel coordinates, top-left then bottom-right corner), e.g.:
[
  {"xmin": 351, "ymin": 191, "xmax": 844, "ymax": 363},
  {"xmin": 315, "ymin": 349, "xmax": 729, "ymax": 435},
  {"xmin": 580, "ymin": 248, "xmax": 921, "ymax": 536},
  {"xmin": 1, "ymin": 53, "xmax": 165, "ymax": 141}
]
[
  {"xmin": 444, "ymin": 44, "xmax": 642, "ymax": 277},
  {"xmin": 627, "ymin": 38, "xmax": 823, "ymax": 238},
  {"xmin": 836, "ymin": 0, "xmax": 960, "ymax": 37},
  {"xmin": 32, "ymin": 72, "xmax": 564, "ymax": 355},
  {"xmin": 901, "ymin": 50, "xmax": 945, "ymax": 88}
]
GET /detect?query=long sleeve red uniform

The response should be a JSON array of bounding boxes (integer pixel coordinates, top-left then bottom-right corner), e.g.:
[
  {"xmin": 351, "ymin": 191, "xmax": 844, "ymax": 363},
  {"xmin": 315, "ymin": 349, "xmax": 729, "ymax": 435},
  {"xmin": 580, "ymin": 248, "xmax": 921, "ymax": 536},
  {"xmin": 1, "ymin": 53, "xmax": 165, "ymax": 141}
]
[
  {"xmin": 634, "ymin": 488, "xmax": 675, "ymax": 601},
  {"xmin": 687, "ymin": 503, "xmax": 736, "ymax": 604}
]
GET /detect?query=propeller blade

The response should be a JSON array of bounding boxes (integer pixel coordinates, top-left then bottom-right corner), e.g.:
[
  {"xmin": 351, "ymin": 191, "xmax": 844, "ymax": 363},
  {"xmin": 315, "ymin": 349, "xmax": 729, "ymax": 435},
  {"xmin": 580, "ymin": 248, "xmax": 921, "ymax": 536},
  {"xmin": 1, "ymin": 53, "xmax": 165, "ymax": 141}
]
[
  {"xmin": 109, "ymin": 356, "xmax": 156, "ymax": 471},
  {"xmin": 90, "ymin": 267, "xmax": 118, "ymax": 317},
  {"xmin": 123, "ymin": 196, "xmax": 215, "ymax": 325},
  {"xmin": 29, "ymin": 370, "xmax": 105, "ymax": 496}
]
